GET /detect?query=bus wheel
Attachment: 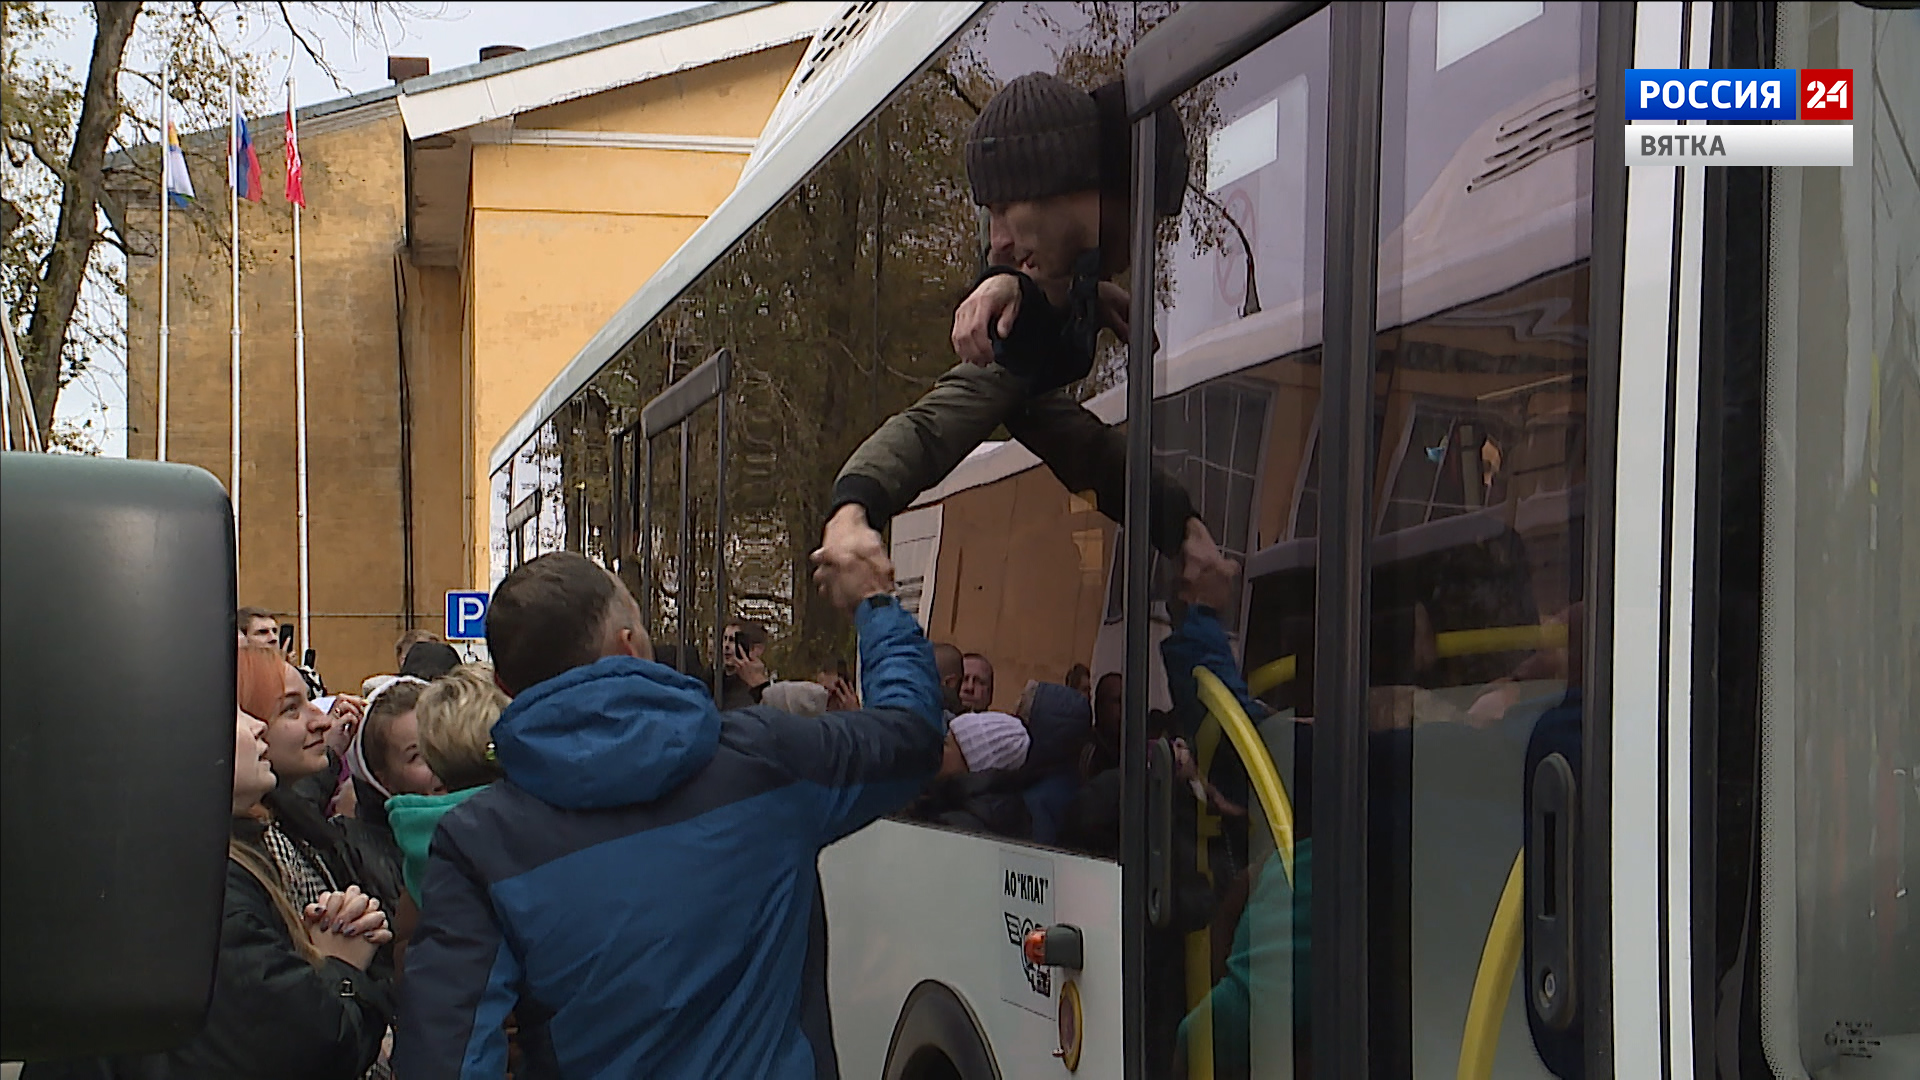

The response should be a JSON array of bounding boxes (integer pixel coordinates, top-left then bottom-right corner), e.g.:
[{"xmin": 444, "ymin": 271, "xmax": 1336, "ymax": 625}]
[{"xmin": 881, "ymin": 981, "xmax": 1000, "ymax": 1080}]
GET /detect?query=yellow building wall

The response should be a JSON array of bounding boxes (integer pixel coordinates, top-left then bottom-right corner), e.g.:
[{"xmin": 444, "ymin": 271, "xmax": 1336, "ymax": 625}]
[
  {"xmin": 399, "ymin": 262, "xmax": 471, "ymax": 646},
  {"xmin": 465, "ymin": 41, "xmax": 806, "ymax": 585},
  {"xmin": 124, "ymin": 106, "xmax": 430, "ymax": 689}
]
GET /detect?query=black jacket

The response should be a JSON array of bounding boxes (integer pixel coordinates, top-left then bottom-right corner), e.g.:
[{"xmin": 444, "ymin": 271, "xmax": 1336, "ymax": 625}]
[
  {"xmin": 908, "ymin": 768, "xmax": 1034, "ymax": 839},
  {"xmin": 284, "ymin": 749, "xmax": 343, "ymax": 820},
  {"xmin": 719, "ymin": 674, "xmax": 767, "ymax": 712},
  {"xmin": 265, "ymin": 782, "xmax": 402, "ymax": 918},
  {"xmin": 259, "ymin": 790, "xmax": 401, "ymax": 991},
  {"xmin": 334, "ymin": 776, "xmax": 407, "ymax": 920},
  {"xmin": 22, "ymin": 859, "xmax": 393, "ymax": 1080}
]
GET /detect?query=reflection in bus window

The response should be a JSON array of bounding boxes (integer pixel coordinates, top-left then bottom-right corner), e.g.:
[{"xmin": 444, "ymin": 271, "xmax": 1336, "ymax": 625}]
[
  {"xmin": 1368, "ymin": 2, "xmax": 1595, "ymax": 1076},
  {"xmin": 1758, "ymin": 4, "xmax": 1919, "ymax": 1075},
  {"xmin": 1131, "ymin": 12, "xmax": 1334, "ymax": 1080},
  {"xmin": 534, "ymin": 422, "xmax": 563, "ymax": 560},
  {"xmin": 512, "ymin": 437, "xmax": 540, "ymax": 570},
  {"xmin": 490, "ymin": 463, "xmax": 511, "ymax": 583},
  {"xmin": 1106, "ymin": 384, "xmax": 1274, "ymax": 635}
]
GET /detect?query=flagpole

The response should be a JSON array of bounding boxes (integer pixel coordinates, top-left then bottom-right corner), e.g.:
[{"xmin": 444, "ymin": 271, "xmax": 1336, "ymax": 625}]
[
  {"xmin": 158, "ymin": 69, "xmax": 170, "ymax": 462},
  {"xmin": 228, "ymin": 69, "xmax": 242, "ymax": 560},
  {"xmin": 289, "ymin": 78, "xmax": 311, "ymax": 660}
]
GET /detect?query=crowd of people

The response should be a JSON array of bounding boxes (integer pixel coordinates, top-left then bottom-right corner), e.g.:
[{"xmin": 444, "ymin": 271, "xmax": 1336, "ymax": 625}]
[
  {"xmin": 904, "ymin": 586, "xmax": 1252, "ymax": 863},
  {"xmin": 29, "ymin": 519, "xmax": 926, "ymax": 1080}
]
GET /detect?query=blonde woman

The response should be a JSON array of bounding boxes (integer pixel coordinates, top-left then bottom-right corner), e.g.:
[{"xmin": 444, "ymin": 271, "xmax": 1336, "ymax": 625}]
[{"xmin": 387, "ymin": 663, "xmax": 510, "ymax": 906}]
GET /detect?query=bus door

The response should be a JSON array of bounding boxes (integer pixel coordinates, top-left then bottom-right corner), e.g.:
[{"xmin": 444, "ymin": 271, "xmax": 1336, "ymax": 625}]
[{"xmin": 1120, "ymin": 3, "xmax": 1626, "ymax": 1076}]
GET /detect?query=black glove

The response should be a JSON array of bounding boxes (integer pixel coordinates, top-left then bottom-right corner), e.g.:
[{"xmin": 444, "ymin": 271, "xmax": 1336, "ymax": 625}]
[{"xmin": 979, "ymin": 250, "xmax": 1106, "ymax": 393}]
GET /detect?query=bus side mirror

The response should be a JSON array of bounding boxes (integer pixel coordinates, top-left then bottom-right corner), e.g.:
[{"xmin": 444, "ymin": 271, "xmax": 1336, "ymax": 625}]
[{"xmin": 1, "ymin": 454, "xmax": 237, "ymax": 1061}]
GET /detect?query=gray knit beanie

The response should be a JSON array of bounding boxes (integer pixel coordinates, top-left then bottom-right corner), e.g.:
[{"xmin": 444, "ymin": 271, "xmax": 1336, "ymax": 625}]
[{"xmin": 966, "ymin": 73, "xmax": 1103, "ymax": 206}]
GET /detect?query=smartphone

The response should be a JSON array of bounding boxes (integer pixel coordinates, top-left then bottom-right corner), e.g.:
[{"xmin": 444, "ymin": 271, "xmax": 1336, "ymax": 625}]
[{"xmin": 278, "ymin": 623, "xmax": 295, "ymax": 654}]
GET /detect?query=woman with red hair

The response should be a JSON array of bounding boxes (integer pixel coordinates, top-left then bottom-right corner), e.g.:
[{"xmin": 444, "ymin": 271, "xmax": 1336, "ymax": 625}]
[{"xmin": 236, "ymin": 646, "xmax": 375, "ymax": 914}]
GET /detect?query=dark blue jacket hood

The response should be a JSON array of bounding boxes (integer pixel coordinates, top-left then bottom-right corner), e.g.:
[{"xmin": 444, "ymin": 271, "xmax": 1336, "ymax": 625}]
[
  {"xmin": 1024, "ymin": 682, "xmax": 1091, "ymax": 772},
  {"xmin": 492, "ymin": 656, "xmax": 721, "ymax": 810}
]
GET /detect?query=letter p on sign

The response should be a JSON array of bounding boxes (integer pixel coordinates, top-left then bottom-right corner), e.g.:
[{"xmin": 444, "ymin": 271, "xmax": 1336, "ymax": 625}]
[{"xmin": 447, "ymin": 590, "xmax": 490, "ymax": 641}]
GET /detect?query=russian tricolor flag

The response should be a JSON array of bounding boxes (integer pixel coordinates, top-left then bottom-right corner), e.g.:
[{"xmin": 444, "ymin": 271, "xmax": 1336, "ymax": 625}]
[{"xmin": 230, "ymin": 106, "xmax": 263, "ymax": 202}]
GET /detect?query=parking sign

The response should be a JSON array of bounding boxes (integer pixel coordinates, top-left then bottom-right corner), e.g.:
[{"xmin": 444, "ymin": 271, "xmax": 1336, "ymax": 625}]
[{"xmin": 446, "ymin": 590, "xmax": 490, "ymax": 641}]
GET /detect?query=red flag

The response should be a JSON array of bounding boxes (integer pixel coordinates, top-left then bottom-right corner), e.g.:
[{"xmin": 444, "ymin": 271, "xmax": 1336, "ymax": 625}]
[{"xmin": 284, "ymin": 95, "xmax": 305, "ymax": 208}]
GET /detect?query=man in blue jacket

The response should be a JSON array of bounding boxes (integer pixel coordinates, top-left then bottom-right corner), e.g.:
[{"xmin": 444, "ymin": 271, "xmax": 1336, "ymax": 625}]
[{"xmin": 395, "ymin": 547, "xmax": 943, "ymax": 1079}]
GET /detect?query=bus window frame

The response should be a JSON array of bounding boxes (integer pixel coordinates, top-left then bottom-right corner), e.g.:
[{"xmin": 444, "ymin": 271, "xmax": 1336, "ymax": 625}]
[
  {"xmin": 1690, "ymin": 5, "xmax": 1767, "ymax": 1075},
  {"xmin": 1122, "ymin": 1, "xmax": 1636, "ymax": 1076}
]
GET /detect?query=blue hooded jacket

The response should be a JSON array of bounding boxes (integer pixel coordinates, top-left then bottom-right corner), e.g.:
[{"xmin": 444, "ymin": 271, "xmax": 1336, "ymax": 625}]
[
  {"xmin": 394, "ymin": 597, "xmax": 943, "ymax": 1080},
  {"xmin": 1020, "ymin": 682, "xmax": 1091, "ymax": 845}
]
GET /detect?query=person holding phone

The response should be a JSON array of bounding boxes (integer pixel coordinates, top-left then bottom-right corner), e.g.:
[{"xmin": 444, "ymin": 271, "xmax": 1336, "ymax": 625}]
[{"xmin": 720, "ymin": 620, "xmax": 772, "ymax": 709}]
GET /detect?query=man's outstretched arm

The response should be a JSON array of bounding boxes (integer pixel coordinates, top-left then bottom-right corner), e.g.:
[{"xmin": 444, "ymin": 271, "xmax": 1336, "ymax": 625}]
[{"xmin": 831, "ymin": 360, "xmax": 1036, "ymax": 535}]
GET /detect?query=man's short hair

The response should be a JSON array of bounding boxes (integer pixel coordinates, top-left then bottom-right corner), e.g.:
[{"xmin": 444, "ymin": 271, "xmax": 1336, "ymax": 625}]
[
  {"xmin": 962, "ymin": 652, "xmax": 994, "ymax": 672},
  {"xmin": 401, "ymin": 641, "xmax": 463, "ymax": 681},
  {"xmin": 237, "ymin": 606, "xmax": 276, "ymax": 628},
  {"xmin": 396, "ymin": 627, "xmax": 443, "ymax": 661},
  {"xmin": 416, "ymin": 663, "xmax": 510, "ymax": 791},
  {"xmin": 932, "ymin": 643, "xmax": 964, "ymax": 682},
  {"xmin": 487, "ymin": 552, "xmax": 625, "ymax": 695}
]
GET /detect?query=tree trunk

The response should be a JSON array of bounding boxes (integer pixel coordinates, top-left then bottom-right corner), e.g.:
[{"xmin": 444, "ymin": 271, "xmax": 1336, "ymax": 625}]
[{"xmin": 23, "ymin": 1, "xmax": 141, "ymax": 439}]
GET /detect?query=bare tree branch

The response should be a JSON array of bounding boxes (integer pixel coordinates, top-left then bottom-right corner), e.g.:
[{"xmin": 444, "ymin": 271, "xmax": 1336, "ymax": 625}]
[
  {"xmin": 16, "ymin": 125, "xmax": 71, "ymax": 184},
  {"xmin": 926, "ymin": 65, "xmax": 981, "ymax": 115},
  {"xmin": 22, "ymin": 0, "xmax": 140, "ymax": 439},
  {"xmin": 273, "ymin": 1, "xmax": 348, "ymax": 91}
]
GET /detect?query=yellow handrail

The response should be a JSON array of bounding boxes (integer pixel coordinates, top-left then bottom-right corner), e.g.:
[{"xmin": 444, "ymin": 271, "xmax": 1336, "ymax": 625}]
[
  {"xmin": 1457, "ymin": 850, "xmax": 1526, "ymax": 1080},
  {"xmin": 1247, "ymin": 655, "xmax": 1296, "ymax": 697},
  {"xmin": 1192, "ymin": 667, "xmax": 1296, "ymax": 886},
  {"xmin": 1183, "ymin": 932, "xmax": 1216, "ymax": 1079},
  {"xmin": 1240, "ymin": 622, "xmax": 1570, "ymax": 698},
  {"xmin": 1201, "ymin": 654, "xmax": 1535, "ymax": 1080},
  {"xmin": 1437, "ymin": 623, "xmax": 1568, "ymax": 658}
]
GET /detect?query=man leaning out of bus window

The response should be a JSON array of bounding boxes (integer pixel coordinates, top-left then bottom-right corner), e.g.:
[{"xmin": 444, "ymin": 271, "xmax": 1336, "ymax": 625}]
[
  {"xmin": 819, "ymin": 71, "xmax": 1235, "ymax": 592},
  {"xmin": 394, "ymin": 548, "xmax": 944, "ymax": 1080}
]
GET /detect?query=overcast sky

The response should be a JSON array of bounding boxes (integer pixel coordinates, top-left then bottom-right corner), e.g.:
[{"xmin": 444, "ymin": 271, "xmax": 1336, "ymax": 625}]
[{"xmin": 37, "ymin": 0, "xmax": 710, "ymax": 455}]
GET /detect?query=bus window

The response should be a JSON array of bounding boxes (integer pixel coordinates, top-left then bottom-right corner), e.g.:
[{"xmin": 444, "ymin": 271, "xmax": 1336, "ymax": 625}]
[
  {"xmin": 535, "ymin": 420, "xmax": 565, "ymax": 560},
  {"xmin": 1144, "ymin": 10, "xmax": 1332, "ymax": 1079},
  {"xmin": 559, "ymin": 392, "xmax": 613, "ymax": 569},
  {"xmin": 513, "ymin": 433, "xmax": 541, "ymax": 569},
  {"xmin": 1756, "ymin": 4, "xmax": 1920, "ymax": 1075},
  {"xmin": 1369, "ymin": 1, "xmax": 1595, "ymax": 1076},
  {"xmin": 490, "ymin": 460, "xmax": 511, "ymax": 583}
]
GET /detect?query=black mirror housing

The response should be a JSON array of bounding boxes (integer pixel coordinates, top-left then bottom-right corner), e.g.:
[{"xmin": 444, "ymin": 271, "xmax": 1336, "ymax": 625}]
[{"xmin": 1, "ymin": 453, "xmax": 236, "ymax": 1061}]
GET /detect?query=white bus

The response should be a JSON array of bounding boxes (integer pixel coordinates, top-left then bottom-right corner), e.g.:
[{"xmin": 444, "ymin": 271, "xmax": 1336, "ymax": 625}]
[{"xmin": 490, "ymin": 2, "xmax": 1917, "ymax": 1078}]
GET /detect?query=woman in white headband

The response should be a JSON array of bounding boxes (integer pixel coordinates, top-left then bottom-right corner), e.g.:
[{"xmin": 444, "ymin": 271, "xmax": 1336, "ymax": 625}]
[{"xmin": 332, "ymin": 676, "xmax": 444, "ymax": 964}]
